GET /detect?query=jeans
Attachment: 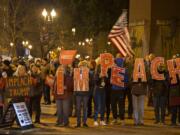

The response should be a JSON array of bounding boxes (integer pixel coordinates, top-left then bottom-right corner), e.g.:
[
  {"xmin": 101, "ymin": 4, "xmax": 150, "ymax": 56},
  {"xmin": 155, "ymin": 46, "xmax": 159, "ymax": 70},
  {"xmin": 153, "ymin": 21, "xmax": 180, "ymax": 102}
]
[
  {"xmin": 105, "ymin": 86, "xmax": 111, "ymax": 121},
  {"xmin": 88, "ymin": 86, "xmax": 94, "ymax": 117},
  {"xmin": 29, "ymin": 95, "xmax": 42, "ymax": 122},
  {"xmin": 94, "ymin": 87, "xmax": 106, "ymax": 121},
  {"xmin": 111, "ymin": 90, "xmax": 125, "ymax": 120},
  {"xmin": 171, "ymin": 105, "xmax": 180, "ymax": 124},
  {"xmin": 44, "ymin": 84, "xmax": 51, "ymax": 104},
  {"xmin": 76, "ymin": 95, "xmax": 89, "ymax": 125},
  {"xmin": 132, "ymin": 95, "xmax": 145, "ymax": 124},
  {"xmin": 153, "ymin": 95, "xmax": 167, "ymax": 123},
  {"xmin": 56, "ymin": 96, "xmax": 71, "ymax": 125},
  {"xmin": 125, "ymin": 87, "xmax": 133, "ymax": 117}
]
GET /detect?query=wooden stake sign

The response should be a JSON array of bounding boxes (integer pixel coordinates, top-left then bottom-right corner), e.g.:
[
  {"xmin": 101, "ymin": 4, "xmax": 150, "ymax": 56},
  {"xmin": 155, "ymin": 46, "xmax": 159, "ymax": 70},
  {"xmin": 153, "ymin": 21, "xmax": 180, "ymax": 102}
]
[
  {"xmin": 56, "ymin": 66, "xmax": 64, "ymax": 95},
  {"xmin": 150, "ymin": 57, "xmax": 165, "ymax": 80},
  {"xmin": 100, "ymin": 53, "xmax": 114, "ymax": 77},
  {"xmin": 74, "ymin": 67, "xmax": 89, "ymax": 91},
  {"xmin": 133, "ymin": 58, "xmax": 147, "ymax": 82},
  {"xmin": 111, "ymin": 66, "xmax": 125, "ymax": 87},
  {"xmin": 167, "ymin": 58, "xmax": 180, "ymax": 84}
]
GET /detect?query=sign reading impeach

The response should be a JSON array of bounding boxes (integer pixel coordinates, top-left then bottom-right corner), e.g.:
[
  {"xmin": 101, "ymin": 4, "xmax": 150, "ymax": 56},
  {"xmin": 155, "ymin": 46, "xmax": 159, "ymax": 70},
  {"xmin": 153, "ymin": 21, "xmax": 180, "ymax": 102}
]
[{"xmin": 5, "ymin": 76, "xmax": 31, "ymax": 98}]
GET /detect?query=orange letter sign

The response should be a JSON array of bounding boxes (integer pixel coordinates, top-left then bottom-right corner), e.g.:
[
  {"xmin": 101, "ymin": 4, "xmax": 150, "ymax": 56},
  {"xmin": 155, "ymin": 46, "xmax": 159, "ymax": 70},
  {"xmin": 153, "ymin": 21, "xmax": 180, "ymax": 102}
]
[
  {"xmin": 100, "ymin": 53, "xmax": 114, "ymax": 77},
  {"xmin": 150, "ymin": 57, "xmax": 165, "ymax": 80},
  {"xmin": 57, "ymin": 66, "xmax": 64, "ymax": 95},
  {"xmin": 111, "ymin": 66, "xmax": 125, "ymax": 87},
  {"xmin": 74, "ymin": 67, "xmax": 89, "ymax": 91},
  {"xmin": 167, "ymin": 58, "xmax": 180, "ymax": 84},
  {"xmin": 133, "ymin": 58, "xmax": 147, "ymax": 82}
]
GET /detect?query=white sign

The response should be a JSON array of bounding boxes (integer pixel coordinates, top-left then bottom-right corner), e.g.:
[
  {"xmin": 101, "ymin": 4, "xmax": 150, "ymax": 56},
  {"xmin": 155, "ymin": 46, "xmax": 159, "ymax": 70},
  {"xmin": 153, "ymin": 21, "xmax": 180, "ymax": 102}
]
[{"xmin": 13, "ymin": 102, "xmax": 33, "ymax": 127}]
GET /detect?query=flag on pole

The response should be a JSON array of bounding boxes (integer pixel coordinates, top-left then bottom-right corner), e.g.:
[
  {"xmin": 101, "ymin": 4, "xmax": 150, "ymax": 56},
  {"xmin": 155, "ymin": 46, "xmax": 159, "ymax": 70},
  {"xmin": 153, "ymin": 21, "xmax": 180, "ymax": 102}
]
[{"xmin": 108, "ymin": 10, "xmax": 134, "ymax": 57}]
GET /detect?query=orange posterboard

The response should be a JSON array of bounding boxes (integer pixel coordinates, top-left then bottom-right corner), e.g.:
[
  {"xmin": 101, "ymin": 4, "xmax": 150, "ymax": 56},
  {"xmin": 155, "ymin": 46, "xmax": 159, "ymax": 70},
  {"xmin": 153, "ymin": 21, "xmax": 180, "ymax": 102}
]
[
  {"xmin": 56, "ymin": 66, "xmax": 64, "ymax": 95},
  {"xmin": 133, "ymin": 58, "xmax": 147, "ymax": 82},
  {"xmin": 150, "ymin": 57, "xmax": 165, "ymax": 80},
  {"xmin": 74, "ymin": 67, "xmax": 89, "ymax": 91},
  {"xmin": 100, "ymin": 53, "xmax": 114, "ymax": 77},
  {"xmin": 111, "ymin": 66, "xmax": 125, "ymax": 87},
  {"xmin": 167, "ymin": 58, "xmax": 180, "ymax": 84},
  {"xmin": 59, "ymin": 50, "xmax": 77, "ymax": 65}
]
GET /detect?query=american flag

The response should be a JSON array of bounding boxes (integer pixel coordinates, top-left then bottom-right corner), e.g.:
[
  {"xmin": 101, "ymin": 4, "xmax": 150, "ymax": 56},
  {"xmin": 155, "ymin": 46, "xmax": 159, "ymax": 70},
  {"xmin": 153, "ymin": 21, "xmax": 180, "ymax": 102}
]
[{"xmin": 108, "ymin": 10, "xmax": 134, "ymax": 57}]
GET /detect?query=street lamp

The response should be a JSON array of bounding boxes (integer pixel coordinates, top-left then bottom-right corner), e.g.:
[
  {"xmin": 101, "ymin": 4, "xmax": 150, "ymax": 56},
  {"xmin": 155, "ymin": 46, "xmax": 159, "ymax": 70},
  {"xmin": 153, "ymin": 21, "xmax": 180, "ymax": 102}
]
[
  {"xmin": 72, "ymin": 28, "xmax": 76, "ymax": 34},
  {"xmin": 85, "ymin": 38, "xmax": 89, "ymax": 43},
  {"xmin": 10, "ymin": 42, "xmax": 14, "ymax": 47},
  {"xmin": 28, "ymin": 45, "xmax": 32, "ymax": 50},
  {"xmin": 42, "ymin": 8, "xmax": 56, "ymax": 21},
  {"xmin": 51, "ymin": 9, "xmax": 56, "ymax": 18},
  {"xmin": 107, "ymin": 41, "xmax": 111, "ymax": 45},
  {"xmin": 42, "ymin": 8, "xmax": 48, "ymax": 18},
  {"xmin": 22, "ymin": 40, "xmax": 29, "ymax": 47},
  {"xmin": 78, "ymin": 42, "xmax": 82, "ymax": 46}
]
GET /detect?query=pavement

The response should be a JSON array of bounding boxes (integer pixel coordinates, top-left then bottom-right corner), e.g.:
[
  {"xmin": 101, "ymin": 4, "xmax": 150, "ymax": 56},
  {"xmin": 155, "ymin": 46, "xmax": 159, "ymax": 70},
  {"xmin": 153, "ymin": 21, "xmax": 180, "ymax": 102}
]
[{"xmin": 0, "ymin": 101, "xmax": 180, "ymax": 135}]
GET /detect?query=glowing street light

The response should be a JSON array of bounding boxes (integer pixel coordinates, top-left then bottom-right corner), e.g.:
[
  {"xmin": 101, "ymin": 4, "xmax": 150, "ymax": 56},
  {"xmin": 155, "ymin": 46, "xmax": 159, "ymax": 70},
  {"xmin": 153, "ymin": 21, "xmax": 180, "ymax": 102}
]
[
  {"xmin": 10, "ymin": 42, "xmax": 14, "ymax": 47},
  {"xmin": 51, "ymin": 9, "xmax": 56, "ymax": 18},
  {"xmin": 78, "ymin": 42, "xmax": 82, "ymax": 46},
  {"xmin": 107, "ymin": 41, "xmax": 111, "ymax": 45},
  {"xmin": 82, "ymin": 42, "xmax": 85, "ymax": 46},
  {"xmin": 42, "ymin": 9, "xmax": 48, "ymax": 18},
  {"xmin": 85, "ymin": 38, "xmax": 89, "ymax": 43},
  {"xmin": 28, "ymin": 45, "xmax": 32, "ymax": 49},
  {"xmin": 72, "ymin": 28, "xmax": 76, "ymax": 36}
]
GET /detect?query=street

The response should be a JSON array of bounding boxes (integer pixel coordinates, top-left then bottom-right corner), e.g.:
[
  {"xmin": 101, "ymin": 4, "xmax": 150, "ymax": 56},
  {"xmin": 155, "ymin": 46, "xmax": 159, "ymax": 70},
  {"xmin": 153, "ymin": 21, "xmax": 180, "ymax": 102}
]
[{"xmin": 1, "ymin": 102, "xmax": 179, "ymax": 135}]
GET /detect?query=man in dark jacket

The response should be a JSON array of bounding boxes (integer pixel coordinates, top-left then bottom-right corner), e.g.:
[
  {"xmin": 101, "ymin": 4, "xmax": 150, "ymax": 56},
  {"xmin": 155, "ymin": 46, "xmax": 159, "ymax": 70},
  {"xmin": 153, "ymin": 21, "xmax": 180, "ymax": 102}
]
[
  {"xmin": 150, "ymin": 64, "xmax": 168, "ymax": 124},
  {"xmin": 111, "ymin": 58, "xmax": 128, "ymax": 125}
]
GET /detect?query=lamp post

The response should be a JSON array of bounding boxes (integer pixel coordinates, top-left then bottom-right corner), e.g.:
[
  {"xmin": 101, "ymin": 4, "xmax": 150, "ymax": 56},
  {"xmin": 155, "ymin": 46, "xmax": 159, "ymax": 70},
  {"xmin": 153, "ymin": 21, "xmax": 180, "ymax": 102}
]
[
  {"xmin": 42, "ymin": 8, "xmax": 56, "ymax": 22},
  {"xmin": 41, "ymin": 8, "xmax": 57, "ymax": 58},
  {"xmin": 9, "ymin": 42, "xmax": 14, "ymax": 56}
]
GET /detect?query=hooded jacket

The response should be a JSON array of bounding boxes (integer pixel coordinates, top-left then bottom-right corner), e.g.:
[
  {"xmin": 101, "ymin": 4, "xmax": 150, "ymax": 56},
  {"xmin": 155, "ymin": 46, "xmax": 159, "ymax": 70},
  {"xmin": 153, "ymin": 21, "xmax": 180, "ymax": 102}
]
[{"xmin": 111, "ymin": 58, "xmax": 128, "ymax": 91}]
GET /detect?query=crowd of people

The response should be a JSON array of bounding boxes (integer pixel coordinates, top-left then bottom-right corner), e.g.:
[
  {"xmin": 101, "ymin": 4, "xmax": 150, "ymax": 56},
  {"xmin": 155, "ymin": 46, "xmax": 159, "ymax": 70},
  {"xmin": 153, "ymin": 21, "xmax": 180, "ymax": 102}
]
[{"xmin": 0, "ymin": 53, "xmax": 179, "ymax": 128}]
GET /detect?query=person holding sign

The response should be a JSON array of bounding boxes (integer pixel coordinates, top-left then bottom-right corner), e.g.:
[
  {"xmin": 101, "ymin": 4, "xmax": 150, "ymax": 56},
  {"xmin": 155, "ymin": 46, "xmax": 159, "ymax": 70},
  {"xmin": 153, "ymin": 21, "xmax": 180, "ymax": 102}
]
[
  {"xmin": 132, "ymin": 58, "xmax": 148, "ymax": 126},
  {"xmin": 53, "ymin": 65, "xmax": 74, "ymax": 127},
  {"xmin": 13, "ymin": 65, "xmax": 29, "ymax": 102},
  {"xmin": 167, "ymin": 56, "xmax": 180, "ymax": 126},
  {"xmin": 110, "ymin": 58, "xmax": 128, "ymax": 126},
  {"xmin": 74, "ymin": 61, "xmax": 89, "ymax": 128},
  {"xmin": 93, "ymin": 64, "xmax": 107, "ymax": 126},
  {"xmin": 149, "ymin": 58, "xmax": 168, "ymax": 125},
  {"xmin": 29, "ymin": 64, "xmax": 43, "ymax": 124}
]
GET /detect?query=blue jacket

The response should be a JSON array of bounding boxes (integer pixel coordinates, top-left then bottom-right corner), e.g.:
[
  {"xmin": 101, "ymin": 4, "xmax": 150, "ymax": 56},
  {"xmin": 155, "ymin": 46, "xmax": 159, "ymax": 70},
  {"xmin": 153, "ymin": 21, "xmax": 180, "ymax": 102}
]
[{"xmin": 111, "ymin": 58, "xmax": 128, "ymax": 90}]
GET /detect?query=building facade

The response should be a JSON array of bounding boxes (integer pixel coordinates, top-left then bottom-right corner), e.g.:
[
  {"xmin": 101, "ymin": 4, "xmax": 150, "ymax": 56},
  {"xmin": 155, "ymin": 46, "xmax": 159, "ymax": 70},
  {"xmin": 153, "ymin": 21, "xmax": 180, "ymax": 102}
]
[{"xmin": 129, "ymin": 0, "xmax": 180, "ymax": 59}]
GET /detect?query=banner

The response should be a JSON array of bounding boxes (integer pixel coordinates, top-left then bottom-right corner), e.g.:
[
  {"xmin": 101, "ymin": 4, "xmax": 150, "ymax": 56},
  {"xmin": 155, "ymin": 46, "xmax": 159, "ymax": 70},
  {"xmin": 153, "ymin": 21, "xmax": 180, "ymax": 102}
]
[
  {"xmin": 111, "ymin": 66, "xmax": 125, "ymax": 87},
  {"xmin": 74, "ymin": 67, "xmax": 89, "ymax": 91},
  {"xmin": 133, "ymin": 58, "xmax": 147, "ymax": 82},
  {"xmin": 59, "ymin": 50, "xmax": 77, "ymax": 65},
  {"xmin": 100, "ymin": 53, "xmax": 114, "ymax": 77},
  {"xmin": 150, "ymin": 57, "xmax": 165, "ymax": 80},
  {"xmin": 56, "ymin": 66, "xmax": 64, "ymax": 95},
  {"xmin": 167, "ymin": 58, "xmax": 180, "ymax": 84},
  {"xmin": 5, "ymin": 76, "xmax": 31, "ymax": 98}
]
